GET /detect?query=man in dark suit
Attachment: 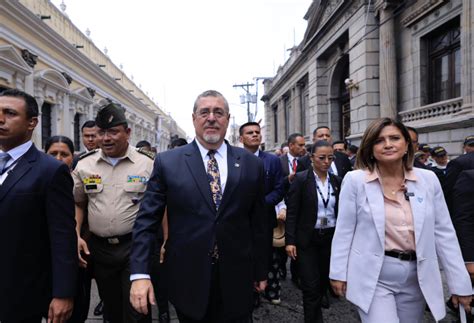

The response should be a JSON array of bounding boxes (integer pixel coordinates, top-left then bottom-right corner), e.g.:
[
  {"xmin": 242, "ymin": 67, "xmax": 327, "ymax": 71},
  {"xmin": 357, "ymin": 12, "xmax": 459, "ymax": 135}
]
[
  {"xmin": 239, "ymin": 121, "xmax": 284, "ymax": 304},
  {"xmin": 72, "ymin": 120, "xmax": 99, "ymax": 170},
  {"xmin": 452, "ymin": 170, "xmax": 474, "ymax": 277},
  {"xmin": 130, "ymin": 90, "xmax": 267, "ymax": 323},
  {"xmin": 280, "ymin": 133, "xmax": 308, "ymax": 193},
  {"xmin": 296, "ymin": 127, "xmax": 352, "ymax": 178},
  {"xmin": 443, "ymin": 135, "xmax": 474, "ymax": 214},
  {"xmin": 0, "ymin": 89, "xmax": 77, "ymax": 323}
]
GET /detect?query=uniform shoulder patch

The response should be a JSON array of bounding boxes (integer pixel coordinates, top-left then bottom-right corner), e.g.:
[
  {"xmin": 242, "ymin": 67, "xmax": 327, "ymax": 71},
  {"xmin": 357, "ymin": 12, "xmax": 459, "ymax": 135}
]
[
  {"xmin": 78, "ymin": 149, "xmax": 99, "ymax": 160},
  {"xmin": 137, "ymin": 147, "xmax": 155, "ymax": 160}
]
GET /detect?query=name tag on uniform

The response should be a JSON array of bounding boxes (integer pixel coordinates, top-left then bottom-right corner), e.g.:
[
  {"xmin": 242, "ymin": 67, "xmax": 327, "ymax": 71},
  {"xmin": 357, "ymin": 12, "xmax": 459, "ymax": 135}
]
[
  {"xmin": 85, "ymin": 184, "xmax": 97, "ymax": 190},
  {"xmin": 127, "ymin": 175, "xmax": 148, "ymax": 183}
]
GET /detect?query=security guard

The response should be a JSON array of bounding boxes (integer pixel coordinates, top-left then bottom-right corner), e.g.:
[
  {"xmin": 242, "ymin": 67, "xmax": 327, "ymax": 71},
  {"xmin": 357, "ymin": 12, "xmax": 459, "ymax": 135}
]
[{"xmin": 72, "ymin": 103, "xmax": 154, "ymax": 323}]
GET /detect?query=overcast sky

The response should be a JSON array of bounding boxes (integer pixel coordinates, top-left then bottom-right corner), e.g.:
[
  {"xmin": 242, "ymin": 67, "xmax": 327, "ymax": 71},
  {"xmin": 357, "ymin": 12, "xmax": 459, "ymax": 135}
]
[{"xmin": 51, "ymin": 0, "xmax": 311, "ymax": 138}]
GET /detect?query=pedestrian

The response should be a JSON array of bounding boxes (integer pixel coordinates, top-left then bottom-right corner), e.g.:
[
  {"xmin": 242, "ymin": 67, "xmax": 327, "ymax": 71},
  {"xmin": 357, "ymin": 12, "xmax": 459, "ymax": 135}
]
[
  {"xmin": 329, "ymin": 117, "xmax": 472, "ymax": 322},
  {"xmin": 239, "ymin": 121, "xmax": 285, "ymax": 306},
  {"xmin": 72, "ymin": 120, "xmax": 99, "ymax": 169},
  {"xmin": 285, "ymin": 140, "xmax": 342, "ymax": 323},
  {"xmin": 0, "ymin": 89, "xmax": 78, "ymax": 323},
  {"xmin": 129, "ymin": 90, "xmax": 267, "ymax": 323},
  {"xmin": 297, "ymin": 126, "xmax": 352, "ymax": 179},
  {"xmin": 72, "ymin": 103, "xmax": 154, "ymax": 323},
  {"xmin": 443, "ymin": 135, "xmax": 474, "ymax": 214}
]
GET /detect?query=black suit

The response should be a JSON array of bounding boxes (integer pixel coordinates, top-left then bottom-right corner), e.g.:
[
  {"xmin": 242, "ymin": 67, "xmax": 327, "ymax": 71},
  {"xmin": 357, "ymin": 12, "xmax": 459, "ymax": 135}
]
[
  {"xmin": 0, "ymin": 145, "xmax": 77, "ymax": 321},
  {"xmin": 280, "ymin": 154, "xmax": 310, "ymax": 194},
  {"xmin": 296, "ymin": 151, "xmax": 352, "ymax": 179},
  {"xmin": 443, "ymin": 152, "xmax": 474, "ymax": 214},
  {"xmin": 452, "ymin": 170, "xmax": 474, "ymax": 262},
  {"xmin": 285, "ymin": 170, "xmax": 342, "ymax": 323},
  {"xmin": 131, "ymin": 141, "xmax": 266, "ymax": 321}
]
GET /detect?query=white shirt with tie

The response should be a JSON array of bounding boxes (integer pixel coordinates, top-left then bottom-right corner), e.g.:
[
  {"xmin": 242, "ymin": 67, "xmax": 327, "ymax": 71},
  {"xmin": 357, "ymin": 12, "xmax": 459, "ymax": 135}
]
[{"xmin": 0, "ymin": 141, "xmax": 32, "ymax": 185}]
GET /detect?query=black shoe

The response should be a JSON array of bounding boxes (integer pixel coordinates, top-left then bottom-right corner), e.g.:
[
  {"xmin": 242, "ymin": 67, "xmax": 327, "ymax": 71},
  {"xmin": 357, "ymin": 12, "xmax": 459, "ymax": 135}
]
[
  {"xmin": 158, "ymin": 312, "xmax": 170, "ymax": 323},
  {"xmin": 321, "ymin": 294, "xmax": 330, "ymax": 309},
  {"xmin": 94, "ymin": 300, "xmax": 104, "ymax": 316}
]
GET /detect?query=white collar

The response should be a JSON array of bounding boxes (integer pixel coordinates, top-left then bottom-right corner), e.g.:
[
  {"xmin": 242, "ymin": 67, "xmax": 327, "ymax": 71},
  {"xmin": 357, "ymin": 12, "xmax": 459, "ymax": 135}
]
[
  {"xmin": 0, "ymin": 141, "xmax": 32, "ymax": 161},
  {"xmin": 195, "ymin": 138, "xmax": 227, "ymax": 160}
]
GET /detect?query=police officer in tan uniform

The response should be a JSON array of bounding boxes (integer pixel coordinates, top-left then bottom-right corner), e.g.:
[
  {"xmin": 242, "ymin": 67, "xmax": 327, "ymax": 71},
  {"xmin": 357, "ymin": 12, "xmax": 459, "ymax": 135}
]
[{"xmin": 72, "ymin": 103, "xmax": 154, "ymax": 323}]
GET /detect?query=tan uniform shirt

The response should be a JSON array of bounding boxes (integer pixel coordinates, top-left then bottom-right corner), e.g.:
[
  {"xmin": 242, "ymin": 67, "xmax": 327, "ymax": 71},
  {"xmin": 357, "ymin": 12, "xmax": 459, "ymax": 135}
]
[{"xmin": 72, "ymin": 146, "xmax": 154, "ymax": 237}]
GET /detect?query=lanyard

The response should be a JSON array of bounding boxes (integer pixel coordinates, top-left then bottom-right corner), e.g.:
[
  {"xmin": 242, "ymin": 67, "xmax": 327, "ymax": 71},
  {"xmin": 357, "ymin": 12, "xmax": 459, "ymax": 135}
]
[{"xmin": 315, "ymin": 177, "xmax": 331, "ymax": 209}]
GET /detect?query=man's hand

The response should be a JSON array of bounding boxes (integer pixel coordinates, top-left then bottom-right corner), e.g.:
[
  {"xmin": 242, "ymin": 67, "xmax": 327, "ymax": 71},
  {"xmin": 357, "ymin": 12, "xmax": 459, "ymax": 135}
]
[
  {"xmin": 451, "ymin": 294, "xmax": 472, "ymax": 313},
  {"xmin": 130, "ymin": 279, "xmax": 155, "ymax": 315},
  {"xmin": 330, "ymin": 280, "xmax": 347, "ymax": 297},
  {"xmin": 160, "ymin": 241, "xmax": 167, "ymax": 264},
  {"xmin": 48, "ymin": 298, "xmax": 73, "ymax": 323},
  {"xmin": 77, "ymin": 237, "xmax": 90, "ymax": 268},
  {"xmin": 277, "ymin": 209, "xmax": 286, "ymax": 222},
  {"xmin": 254, "ymin": 280, "xmax": 267, "ymax": 293},
  {"xmin": 285, "ymin": 245, "xmax": 297, "ymax": 260}
]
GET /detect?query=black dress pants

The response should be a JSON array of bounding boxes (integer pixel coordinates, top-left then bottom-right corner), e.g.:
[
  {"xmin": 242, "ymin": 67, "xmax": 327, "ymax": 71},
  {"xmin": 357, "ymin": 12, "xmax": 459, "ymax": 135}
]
[
  {"xmin": 90, "ymin": 235, "xmax": 151, "ymax": 323},
  {"xmin": 175, "ymin": 262, "xmax": 252, "ymax": 323},
  {"xmin": 297, "ymin": 228, "xmax": 334, "ymax": 323},
  {"xmin": 150, "ymin": 238, "xmax": 170, "ymax": 316}
]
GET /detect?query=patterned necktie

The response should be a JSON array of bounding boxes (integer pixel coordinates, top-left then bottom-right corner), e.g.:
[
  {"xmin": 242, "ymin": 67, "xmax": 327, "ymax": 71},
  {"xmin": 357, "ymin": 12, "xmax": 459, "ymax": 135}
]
[
  {"xmin": 0, "ymin": 152, "xmax": 11, "ymax": 175},
  {"xmin": 207, "ymin": 150, "xmax": 222, "ymax": 210}
]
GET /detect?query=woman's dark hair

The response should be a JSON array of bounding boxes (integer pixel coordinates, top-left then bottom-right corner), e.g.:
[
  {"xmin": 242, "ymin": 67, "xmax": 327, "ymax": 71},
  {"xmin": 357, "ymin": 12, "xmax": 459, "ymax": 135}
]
[
  {"xmin": 355, "ymin": 118, "xmax": 414, "ymax": 172},
  {"xmin": 310, "ymin": 140, "xmax": 332, "ymax": 154},
  {"xmin": 44, "ymin": 136, "xmax": 75, "ymax": 155}
]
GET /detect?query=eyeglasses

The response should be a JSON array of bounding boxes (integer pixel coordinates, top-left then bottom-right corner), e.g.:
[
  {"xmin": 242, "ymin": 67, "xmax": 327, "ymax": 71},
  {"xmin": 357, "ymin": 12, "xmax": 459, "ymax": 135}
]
[
  {"xmin": 313, "ymin": 155, "xmax": 335, "ymax": 161},
  {"xmin": 195, "ymin": 108, "xmax": 227, "ymax": 119}
]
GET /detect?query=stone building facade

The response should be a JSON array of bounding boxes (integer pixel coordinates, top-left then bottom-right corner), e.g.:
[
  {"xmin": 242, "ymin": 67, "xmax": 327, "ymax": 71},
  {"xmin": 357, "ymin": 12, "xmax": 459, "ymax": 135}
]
[
  {"xmin": 263, "ymin": 0, "xmax": 473, "ymax": 156},
  {"xmin": 0, "ymin": 0, "xmax": 185, "ymax": 152}
]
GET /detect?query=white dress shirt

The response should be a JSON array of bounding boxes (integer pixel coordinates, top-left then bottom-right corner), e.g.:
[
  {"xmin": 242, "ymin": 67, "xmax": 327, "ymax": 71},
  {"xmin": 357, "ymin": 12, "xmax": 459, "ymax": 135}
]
[
  {"xmin": 313, "ymin": 171, "xmax": 336, "ymax": 229},
  {"xmin": 287, "ymin": 153, "xmax": 298, "ymax": 174},
  {"xmin": 0, "ymin": 141, "xmax": 32, "ymax": 185}
]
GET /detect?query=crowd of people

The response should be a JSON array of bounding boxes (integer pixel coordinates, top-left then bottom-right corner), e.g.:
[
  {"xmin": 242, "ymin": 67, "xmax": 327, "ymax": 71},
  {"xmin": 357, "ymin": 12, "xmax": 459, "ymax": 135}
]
[{"xmin": 0, "ymin": 88, "xmax": 473, "ymax": 323}]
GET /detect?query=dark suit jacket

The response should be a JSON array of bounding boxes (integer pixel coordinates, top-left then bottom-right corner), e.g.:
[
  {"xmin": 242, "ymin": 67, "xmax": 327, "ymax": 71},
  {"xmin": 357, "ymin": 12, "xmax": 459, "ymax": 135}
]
[
  {"xmin": 443, "ymin": 152, "xmax": 474, "ymax": 214},
  {"xmin": 131, "ymin": 141, "xmax": 266, "ymax": 320},
  {"xmin": 452, "ymin": 169, "xmax": 474, "ymax": 262},
  {"xmin": 296, "ymin": 151, "xmax": 352, "ymax": 179},
  {"xmin": 0, "ymin": 145, "xmax": 77, "ymax": 321},
  {"xmin": 280, "ymin": 153, "xmax": 311, "ymax": 194},
  {"xmin": 285, "ymin": 169, "xmax": 342, "ymax": 249},
  {"xmin": 259, "ymin": 151, "xmax": 284, "ymax": 228}
]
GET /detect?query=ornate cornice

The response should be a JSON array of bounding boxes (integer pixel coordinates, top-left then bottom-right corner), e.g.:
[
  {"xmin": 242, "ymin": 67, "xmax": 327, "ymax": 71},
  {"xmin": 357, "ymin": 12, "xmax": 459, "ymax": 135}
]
[{"xmin": 401, "ymin": 0, "xmax": 448, "ymax": 27}]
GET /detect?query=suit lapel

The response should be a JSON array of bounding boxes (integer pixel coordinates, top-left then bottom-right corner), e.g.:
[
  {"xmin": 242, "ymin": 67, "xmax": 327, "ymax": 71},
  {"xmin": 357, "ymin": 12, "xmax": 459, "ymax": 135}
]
[
  {"xmin": 218, "ymin": 144, "xmax": 241, "ymax": 215},
  {"xmin": 365, "ymin": 180, "xmax": 385, "ymax": 249},
  {"xmin": 184, "ymin": 142, "xmax": 215, "ymax": 213},
  {"xmin": 0, "ymin": 145, "xmax": 37, "ymax": 202},
  {"xmin": 407, "ymin": 180, "xmax": 426, "ymax": 245},
  {"xmin": 280, "ymin": 155, "xmax": 289, "ymax": 176}
]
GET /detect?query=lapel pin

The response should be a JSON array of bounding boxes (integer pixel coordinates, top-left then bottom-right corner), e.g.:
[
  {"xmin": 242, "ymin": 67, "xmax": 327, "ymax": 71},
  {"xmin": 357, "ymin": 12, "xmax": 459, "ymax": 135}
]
[
  {"xmin": 234, "ymin": 163, "xmax": 240, "ymax": 168},
  {"xmin": 417, "ymin": 197, "xmax": 423, "ymax": 203}
]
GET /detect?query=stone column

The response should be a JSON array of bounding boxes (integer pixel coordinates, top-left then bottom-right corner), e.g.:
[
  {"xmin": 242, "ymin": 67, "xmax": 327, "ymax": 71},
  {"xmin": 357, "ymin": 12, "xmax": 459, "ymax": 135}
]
[
  {"xmin": 278, "ymin": 99, "xmax": 285, "ymax": 144},
  {"xmin": 376, "ymin": 0, "xmax": 398, "ymax": 119},
  {"xmin": 461, "ymin": 0, "xmax": 473, "ymax": 106},
  {"xmin": 293, "ymin": 85, "xmax": 302, "ymax": 133}
]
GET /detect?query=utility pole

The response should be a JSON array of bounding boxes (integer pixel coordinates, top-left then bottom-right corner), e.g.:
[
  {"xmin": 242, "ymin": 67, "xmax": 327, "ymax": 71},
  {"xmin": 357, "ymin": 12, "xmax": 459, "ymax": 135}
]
[{"xmin": 233, "ymin": 82, "xmax": 255, "ymax": 122}]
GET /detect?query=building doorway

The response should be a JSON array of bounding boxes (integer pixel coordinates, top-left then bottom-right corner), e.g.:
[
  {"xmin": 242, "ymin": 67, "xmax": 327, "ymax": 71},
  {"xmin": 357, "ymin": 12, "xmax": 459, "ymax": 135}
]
[{"xmin": 329, "ymin": 54, "xmax": 350, "ymax": 141}]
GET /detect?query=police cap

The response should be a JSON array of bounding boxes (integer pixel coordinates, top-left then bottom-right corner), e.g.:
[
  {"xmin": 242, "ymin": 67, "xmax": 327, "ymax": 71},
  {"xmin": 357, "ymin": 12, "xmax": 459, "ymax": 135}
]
[{"xmin": 95, "ymin": 103, "xmax": 127, "ymax": 129}]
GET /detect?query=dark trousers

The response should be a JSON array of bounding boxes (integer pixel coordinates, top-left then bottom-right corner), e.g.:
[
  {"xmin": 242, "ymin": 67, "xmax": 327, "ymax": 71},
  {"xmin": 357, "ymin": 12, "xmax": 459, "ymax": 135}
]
[
  {"xmin": 175, "ymin": 262, "xmax": 252, "ymax": 323},
  {"xmin": 2, "ymin": 316, "xmax": 43, "ymax": 323},
  {"xmin": 298, "ymin": 228, "xmax": 334, "ymax": 323},
  {"xmin": 90, "ymin": 235, "xmax": 151, "ymax": 323},
  {"xmin": 68, "ymin": 266, "xmax": 92, "ymax": 323},
  {"xmin": 150, "ymin": 239, "xmax": 170, "ymax": 316}
]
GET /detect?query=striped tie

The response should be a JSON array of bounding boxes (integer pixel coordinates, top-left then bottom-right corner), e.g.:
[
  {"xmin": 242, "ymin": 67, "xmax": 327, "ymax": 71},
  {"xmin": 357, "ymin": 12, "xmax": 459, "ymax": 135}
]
[{"xmin": 0, "ymin": 152, "xmax": 11, "ymax": 175}]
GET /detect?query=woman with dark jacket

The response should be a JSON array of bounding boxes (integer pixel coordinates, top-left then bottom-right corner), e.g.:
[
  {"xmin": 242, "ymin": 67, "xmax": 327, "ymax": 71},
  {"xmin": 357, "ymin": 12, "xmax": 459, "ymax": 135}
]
[{"xmin": 285, "ymin": 140, "xmax": 342, "ymax": 323}]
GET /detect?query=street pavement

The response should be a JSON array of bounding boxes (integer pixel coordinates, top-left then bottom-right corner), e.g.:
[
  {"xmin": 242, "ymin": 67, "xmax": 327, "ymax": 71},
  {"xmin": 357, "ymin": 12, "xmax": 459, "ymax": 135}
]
[{"xmin": 85, "ymin": 267, "xmax": 460, "ymax": 322}]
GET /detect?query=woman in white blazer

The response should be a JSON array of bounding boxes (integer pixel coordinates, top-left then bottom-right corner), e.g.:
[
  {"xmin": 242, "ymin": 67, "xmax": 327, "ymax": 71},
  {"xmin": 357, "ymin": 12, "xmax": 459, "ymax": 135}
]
[{"xmin": 329, "ymin": 118, "xmax": 471, "ymax": 322}]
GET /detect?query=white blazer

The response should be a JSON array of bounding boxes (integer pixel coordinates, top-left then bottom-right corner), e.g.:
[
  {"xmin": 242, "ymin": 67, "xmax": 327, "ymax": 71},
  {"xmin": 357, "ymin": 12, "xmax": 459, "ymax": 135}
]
[{"xmin": 329, "ymin": 168, "xmax": 471, "ymax": 321}]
